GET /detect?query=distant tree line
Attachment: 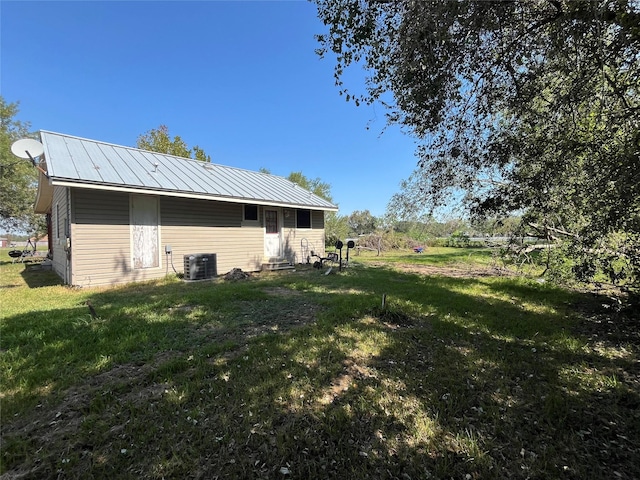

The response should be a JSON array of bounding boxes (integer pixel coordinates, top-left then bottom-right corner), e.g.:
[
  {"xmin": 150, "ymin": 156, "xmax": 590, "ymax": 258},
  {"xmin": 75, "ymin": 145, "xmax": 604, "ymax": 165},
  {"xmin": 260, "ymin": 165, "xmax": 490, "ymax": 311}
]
[{"xmin": 324, "ymin": 209, "xmax": 522, "ymax": 250}]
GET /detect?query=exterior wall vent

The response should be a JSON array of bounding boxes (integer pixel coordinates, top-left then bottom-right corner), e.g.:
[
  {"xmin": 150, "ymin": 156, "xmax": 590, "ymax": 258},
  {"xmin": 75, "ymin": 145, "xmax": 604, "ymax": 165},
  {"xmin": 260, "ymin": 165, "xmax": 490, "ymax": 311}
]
[{"xmin": 184, "ymin": 253, "xmax": 217, "ymax": 281}]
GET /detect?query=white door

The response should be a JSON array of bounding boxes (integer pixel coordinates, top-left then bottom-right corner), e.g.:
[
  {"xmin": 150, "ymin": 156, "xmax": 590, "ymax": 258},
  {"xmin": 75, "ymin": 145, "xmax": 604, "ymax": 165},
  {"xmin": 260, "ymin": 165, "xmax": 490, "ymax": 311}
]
[
  {"xmin": 131, "ymin": 195, "xmax": 159, "ymax": 269},
  {"xmin": 264, "ymin": 209, "xmax": 281, "ymax": 259}
]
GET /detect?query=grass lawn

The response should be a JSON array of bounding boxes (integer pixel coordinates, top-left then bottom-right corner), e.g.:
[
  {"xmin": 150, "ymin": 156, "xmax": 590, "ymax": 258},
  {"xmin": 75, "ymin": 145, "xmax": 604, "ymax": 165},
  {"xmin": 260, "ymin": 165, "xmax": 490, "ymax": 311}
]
[
  {"xmin": 353, "ymin": 246, "xmax": 498, "ymax": 266},
  {"xmin": 351, "ymin": 246, "xmax": 540, "ymax": 274},
  {"xmin": 1, "ymin": 248, "xmax": 638, "ymax": 479}
]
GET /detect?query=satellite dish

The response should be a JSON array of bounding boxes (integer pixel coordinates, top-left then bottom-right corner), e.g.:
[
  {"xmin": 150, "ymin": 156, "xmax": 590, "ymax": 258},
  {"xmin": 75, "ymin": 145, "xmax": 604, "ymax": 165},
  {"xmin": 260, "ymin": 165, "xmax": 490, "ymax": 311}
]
[{"xmin": 11, "ymin": 138, "xmax": 44, "ymax": 160}]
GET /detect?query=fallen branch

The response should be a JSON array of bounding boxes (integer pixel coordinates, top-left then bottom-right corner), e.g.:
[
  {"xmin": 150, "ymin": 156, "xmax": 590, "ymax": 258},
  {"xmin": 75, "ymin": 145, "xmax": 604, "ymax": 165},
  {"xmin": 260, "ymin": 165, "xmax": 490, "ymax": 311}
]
[{"xmin": 527, "ymin": 222, "xmax": 579, "ymax": 239}]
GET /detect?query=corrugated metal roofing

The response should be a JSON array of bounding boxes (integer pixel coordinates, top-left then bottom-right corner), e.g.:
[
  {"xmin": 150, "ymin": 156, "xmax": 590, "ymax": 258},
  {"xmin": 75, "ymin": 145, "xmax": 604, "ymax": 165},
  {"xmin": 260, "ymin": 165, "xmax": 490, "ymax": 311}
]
[{"xmin": 39, "ymin": 131, "xmax": 338, "ymax": 211}]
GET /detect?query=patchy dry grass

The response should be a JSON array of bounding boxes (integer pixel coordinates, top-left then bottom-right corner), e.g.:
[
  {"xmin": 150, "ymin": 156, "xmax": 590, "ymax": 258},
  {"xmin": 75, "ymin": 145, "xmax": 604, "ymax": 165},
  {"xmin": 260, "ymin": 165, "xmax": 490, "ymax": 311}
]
[
  {"xmin": 1, "ymin": 250, "xmax": 638, "ymax": 479},
  {"xmin": 353, "ymin": 246, "xmax": 541, "ymax": 278}
]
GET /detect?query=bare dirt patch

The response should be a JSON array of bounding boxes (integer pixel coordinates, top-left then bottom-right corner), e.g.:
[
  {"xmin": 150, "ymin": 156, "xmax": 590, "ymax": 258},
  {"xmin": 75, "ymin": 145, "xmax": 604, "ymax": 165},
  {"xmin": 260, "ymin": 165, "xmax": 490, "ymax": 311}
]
[
  {"xmin": 371, "ymin": 261, "xmax": 514, "ymax": 278},
  {"xmin": 316, "ymin": 358, "xmax": 377, "ymax": 406},
  {"xmin": 263, "ymin": 286, "xmax": 301, "ymax": 296}
]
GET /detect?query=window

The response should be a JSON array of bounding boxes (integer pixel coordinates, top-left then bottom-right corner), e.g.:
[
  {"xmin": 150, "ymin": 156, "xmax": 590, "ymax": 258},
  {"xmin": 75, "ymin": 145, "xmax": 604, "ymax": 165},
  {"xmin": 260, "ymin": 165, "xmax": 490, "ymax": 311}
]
[
  {"xmin": 55, "ymin": 204, "xmax": 60, "ymax": 239},
  {"xmin": 296, "ymin": 209, "xmax": 311, "ymax": 228},
  {"xmin": 244, "ymin": 204, "xmax": 258, "ymax": 221},
  {"xmin": 265, "ymin": 210, "xmax": 279, "ymax": 233}
]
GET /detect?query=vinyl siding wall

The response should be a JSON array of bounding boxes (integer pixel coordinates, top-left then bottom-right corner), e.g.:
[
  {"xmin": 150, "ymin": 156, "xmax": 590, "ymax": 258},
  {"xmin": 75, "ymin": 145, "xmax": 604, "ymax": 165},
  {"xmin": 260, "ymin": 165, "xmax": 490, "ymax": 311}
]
[
  {"xmin": 71, "ymin": 189, "xmax": 134, "ymax": 287},
  {"xmin": 161, "ymin": 197, "xmax": 265, "ymax": 275},
  {"xmin": 282, "ymin": 209, "xmax": 325, "ymax": 264},
  {"xmin": 66, "ymin": 189, "xmax": 326, "ymax": 287},
  {"xmin": 51, "ymin": 186, "xmax": 70, "ymax": 282}
]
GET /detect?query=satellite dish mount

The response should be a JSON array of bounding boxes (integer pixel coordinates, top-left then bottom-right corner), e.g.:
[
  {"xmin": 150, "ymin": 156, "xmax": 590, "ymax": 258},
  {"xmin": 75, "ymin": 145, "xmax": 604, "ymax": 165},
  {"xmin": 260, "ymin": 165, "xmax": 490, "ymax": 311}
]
[{"xmin": 11, "ymin": 138, "xmax": 48, "ymax": 176}]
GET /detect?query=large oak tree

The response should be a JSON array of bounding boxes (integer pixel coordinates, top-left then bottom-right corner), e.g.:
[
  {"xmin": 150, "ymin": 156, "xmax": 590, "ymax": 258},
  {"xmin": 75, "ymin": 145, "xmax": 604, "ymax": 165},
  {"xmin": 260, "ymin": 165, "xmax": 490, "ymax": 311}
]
[{"xmin": 313, "ymin": 0, "xmax": 639, "ymax": 293}]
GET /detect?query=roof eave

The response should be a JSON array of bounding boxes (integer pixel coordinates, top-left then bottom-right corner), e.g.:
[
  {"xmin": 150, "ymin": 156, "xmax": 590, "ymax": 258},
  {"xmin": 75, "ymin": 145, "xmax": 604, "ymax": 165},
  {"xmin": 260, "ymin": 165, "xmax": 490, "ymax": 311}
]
[{"xmin": 50, "ymin": 178, "xmax": 339, "ymax": 212}]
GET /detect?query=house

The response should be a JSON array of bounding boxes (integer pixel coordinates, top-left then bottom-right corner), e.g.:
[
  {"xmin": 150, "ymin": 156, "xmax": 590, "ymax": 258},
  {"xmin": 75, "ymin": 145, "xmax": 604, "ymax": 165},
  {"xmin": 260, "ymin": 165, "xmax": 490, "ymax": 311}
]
[
  {"xmin": 33, "ymin": 131, "xmax": 338, "ymax": 287},
  {"xmin": 30, "ymin": 234, "xmax": 48, "ymax": 246}
]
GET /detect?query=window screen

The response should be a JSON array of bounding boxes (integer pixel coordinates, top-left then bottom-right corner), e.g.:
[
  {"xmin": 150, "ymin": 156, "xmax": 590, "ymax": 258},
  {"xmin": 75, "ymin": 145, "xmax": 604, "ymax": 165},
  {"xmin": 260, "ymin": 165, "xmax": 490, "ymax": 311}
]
[{"xmin": 265, "ymin": 210, "xmax": 278, "ymax": 233}]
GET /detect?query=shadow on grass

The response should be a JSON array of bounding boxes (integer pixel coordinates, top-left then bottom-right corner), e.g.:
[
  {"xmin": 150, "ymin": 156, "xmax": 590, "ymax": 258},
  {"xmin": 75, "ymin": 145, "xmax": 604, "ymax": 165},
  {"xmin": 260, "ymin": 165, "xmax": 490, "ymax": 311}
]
[
  {"xmin": 19, "ymin": 263, "xmax": 63, "ymax": 288},
  {"xmin": 1, "ymin": 266, "xmax": 638, "ymax": 479},
  {"xmin": 0, "ymin": 259, "xmax": 60, "ymax": 290}
]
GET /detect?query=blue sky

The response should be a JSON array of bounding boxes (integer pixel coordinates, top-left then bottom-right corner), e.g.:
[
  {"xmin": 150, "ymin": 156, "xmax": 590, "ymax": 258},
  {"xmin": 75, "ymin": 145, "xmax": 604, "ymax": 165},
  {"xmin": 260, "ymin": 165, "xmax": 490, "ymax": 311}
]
[{"xmin": 1, "ymin": 0, "xmax": 419, "ymax": 217}]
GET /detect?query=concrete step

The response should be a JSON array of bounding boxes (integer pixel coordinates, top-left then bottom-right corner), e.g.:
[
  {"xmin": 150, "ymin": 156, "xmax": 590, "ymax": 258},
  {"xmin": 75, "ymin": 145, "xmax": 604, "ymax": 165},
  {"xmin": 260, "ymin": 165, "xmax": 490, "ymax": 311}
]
[{"xmin": 262, "ymin": 259, "xmax": 295, "ymax": 271}]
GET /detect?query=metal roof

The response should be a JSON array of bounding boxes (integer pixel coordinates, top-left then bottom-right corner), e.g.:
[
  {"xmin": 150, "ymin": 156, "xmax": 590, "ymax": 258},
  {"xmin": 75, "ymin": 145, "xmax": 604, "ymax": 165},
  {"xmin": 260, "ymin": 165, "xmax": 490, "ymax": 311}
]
[{"xmin": 39, "ymin": 131, "xmax": 338, "ymax": 211}]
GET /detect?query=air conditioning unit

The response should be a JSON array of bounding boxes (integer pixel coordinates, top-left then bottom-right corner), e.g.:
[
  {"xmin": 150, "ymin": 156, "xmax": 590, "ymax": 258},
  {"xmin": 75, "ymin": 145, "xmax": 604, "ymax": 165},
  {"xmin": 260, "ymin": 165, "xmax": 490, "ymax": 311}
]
[{"xmin": 184, "ymin": 253, "xmax": 217, "ymax": 281}]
